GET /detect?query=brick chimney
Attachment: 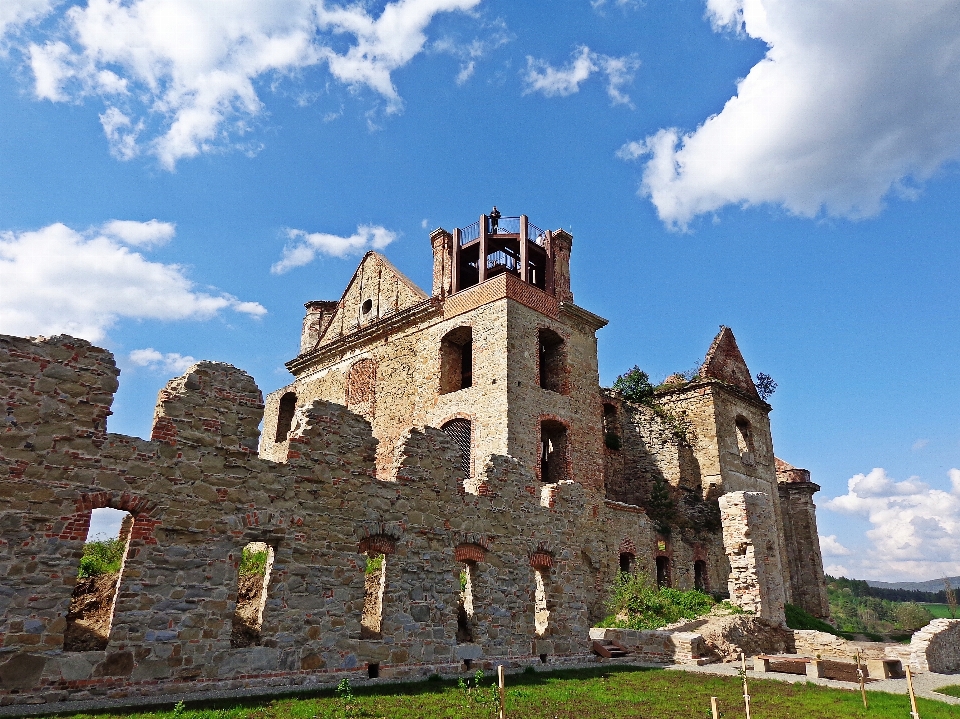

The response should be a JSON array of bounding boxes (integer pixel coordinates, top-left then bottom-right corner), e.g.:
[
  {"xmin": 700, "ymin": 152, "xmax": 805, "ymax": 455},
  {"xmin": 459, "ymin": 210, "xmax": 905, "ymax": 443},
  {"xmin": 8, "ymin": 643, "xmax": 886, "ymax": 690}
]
[
  {"xmin": 548, "ymin": 229, "xmax": 573, "ymax": 303},
  {"xmin": 430, "ymin": 228, "xmax": 453, "ymax": 297},
  {"xmin": 301, "ymin": 300, "xmax": 338, "ymax": 354}
]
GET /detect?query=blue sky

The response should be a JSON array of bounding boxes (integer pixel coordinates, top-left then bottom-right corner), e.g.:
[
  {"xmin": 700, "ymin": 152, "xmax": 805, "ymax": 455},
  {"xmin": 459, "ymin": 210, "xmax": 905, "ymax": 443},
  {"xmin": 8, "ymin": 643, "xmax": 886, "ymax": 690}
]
[{"xmin": 1, "ymin": 0, "xmax": 958, "ymax": 582}]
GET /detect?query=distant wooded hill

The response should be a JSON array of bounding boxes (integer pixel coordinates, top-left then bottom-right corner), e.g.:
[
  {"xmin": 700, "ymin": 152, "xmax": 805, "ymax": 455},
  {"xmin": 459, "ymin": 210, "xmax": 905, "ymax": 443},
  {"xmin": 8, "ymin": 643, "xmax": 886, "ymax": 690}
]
[{"xmin": 826, "ymin": 575, "xmax": 959, "ymax": 604}]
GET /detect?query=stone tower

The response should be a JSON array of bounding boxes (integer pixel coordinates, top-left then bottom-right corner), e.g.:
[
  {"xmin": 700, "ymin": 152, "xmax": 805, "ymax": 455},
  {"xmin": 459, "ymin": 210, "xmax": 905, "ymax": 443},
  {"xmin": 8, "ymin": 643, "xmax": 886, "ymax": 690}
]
[{"xmin": 261, "ymin": 209, "xmax": 607, "ymax": 492}]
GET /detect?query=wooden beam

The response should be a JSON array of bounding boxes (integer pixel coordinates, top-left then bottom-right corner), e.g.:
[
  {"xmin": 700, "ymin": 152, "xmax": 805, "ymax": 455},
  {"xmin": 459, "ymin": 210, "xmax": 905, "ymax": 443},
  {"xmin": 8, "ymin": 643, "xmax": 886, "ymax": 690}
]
[
  {"xmin": 519, "ymin": 214, "xmax": 528, "ymax": 283},
  {"xmin": 478, "ymin": 214, "xmax": 488, "ymax": 283},
  {"xmin": 452, "ymin": 228, "xmax": 461, "ymax": 293}
]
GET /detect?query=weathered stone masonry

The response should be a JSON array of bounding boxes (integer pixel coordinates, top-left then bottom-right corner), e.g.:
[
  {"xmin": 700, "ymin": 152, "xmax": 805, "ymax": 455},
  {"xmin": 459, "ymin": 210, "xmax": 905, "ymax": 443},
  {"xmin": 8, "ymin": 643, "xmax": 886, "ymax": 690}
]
[
  {"xmin": 0, "ymin": 209, "xmax": 837, "ymax": 705},
  {"xmin": 0, "ymin": 334, "xmax": 652, "ymax": 705}
]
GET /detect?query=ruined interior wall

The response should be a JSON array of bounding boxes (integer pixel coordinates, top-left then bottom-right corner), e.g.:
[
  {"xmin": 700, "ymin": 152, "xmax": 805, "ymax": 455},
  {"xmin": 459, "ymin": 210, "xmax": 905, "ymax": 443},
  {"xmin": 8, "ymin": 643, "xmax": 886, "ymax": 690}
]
[
  {"xmin": 909, "ymin": 619, "xmax": 960, "ymax": 674},
  {"xmin": 0, "ymin": 334, "xmax": 651, "ymax": 706},
  {"xmin": 718, "ymin": 491, "xmax": 786, "ymax": 624}
]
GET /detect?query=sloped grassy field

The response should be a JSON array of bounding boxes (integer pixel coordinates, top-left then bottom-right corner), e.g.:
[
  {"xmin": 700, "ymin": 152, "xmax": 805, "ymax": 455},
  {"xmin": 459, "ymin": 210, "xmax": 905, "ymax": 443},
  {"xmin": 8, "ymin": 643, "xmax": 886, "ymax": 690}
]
[{"xmin": 58, "ymin": 666, "xmax": 956, "ymax": 719}]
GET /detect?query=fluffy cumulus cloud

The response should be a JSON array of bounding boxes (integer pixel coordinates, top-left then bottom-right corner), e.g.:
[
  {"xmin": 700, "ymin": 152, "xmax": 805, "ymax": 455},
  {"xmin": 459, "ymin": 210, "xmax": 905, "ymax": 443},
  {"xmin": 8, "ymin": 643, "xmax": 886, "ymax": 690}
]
[
  {"xmin": 129, "ymin": 348, "xmax": 196, "ymax": 374},
  {"xmin": 271, "ymin": 224, "xmax": 398, "ymax": 273},
  {"xmin": 523, "ymin": 45, "xmax": 639, "ymax": 107},
  {"xmin": 0, "ymin": 0, "xmax": 55, "ymax": 41},
  {"xmin": 819, "ymin": 534, "xmax": 851, "ymax": 557},
  {"xmin": 22, "ymin": 0, "xmax": 481, "ymax": 169},
  {"xmin": 824, "ymin": 468, "xmax": 960, "ymax": 580},
  {"xmin": 619, "ymin": 0, "xmax": 960, "ymax": 230},
  {"xmin": 0, "ymin": 221, "xmax": 266, "ymax": 342}
]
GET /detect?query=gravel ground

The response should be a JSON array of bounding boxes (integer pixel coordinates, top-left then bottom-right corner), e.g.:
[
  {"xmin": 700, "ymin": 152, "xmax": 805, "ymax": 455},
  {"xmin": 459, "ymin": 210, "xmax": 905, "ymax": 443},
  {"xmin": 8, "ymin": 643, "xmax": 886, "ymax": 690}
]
[{"xmin": 667, "ymin": 660, "xmax": 960, "ymax": 706}]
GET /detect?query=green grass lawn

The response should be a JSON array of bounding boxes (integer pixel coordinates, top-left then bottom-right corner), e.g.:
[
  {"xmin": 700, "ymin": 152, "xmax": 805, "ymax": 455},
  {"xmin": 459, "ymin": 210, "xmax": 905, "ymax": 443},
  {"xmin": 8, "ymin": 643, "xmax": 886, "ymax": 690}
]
[
  {"xmin": 922, "ymin": 604, "xmax": 957, "ymax": 619},
  {"xmin": 55, "ymin": 666, "xmax": 957, "ymax": 719},
  {"xmin": 935, "ymin": 685, "xmax": 960, "ymax": 698}
]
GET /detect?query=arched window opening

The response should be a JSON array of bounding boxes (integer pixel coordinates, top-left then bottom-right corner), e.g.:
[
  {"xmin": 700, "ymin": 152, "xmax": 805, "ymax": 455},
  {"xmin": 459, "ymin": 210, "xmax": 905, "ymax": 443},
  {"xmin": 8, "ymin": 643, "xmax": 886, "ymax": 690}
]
[
  {"xmin": 603, "ymin": 403, "xmax": 621, "ymax": 450},
  {"xmin": 694, "ymin": 560, "xmax": 709, "ymax": 592},
  {"xmin": 361, "ymin": 553, "xmax": 387, "ymax": 640},
  {"xmin": 361, "ymin": 298, "xmax": 373, "ymax": 317},
  {"xmin": 534, "ymin": 569, "xmax": 550, "ymax": 636},
  {"xmin": 456, "ymin": 562, "xmax": 476, "ymax": 644},
  {"xmin": 539, "ymin": 420, "xmax": 568, "ymax": 483},
  {"xmin": 538, "ymin": 329, "xmax": 566, "ymax": 393},
  {"xmin": 275, "ymin": 391, "xmax": 296, "ymax": 442},
  {"xmin": 231, "ymin": 542, "xmax": 275, "ymax": 648},
  {"xmin": 442, "ymin": 418, "xmax": 472, "ymax": 478},
  {"xmin": 619, "ymin": 552, "xmax": 635, "ymax": 574},
  {"xmin": 656, "ymin": 556, "xmax": 671, "ymax": 588},
  {"xmin": 735, "ymin": 415, "xmax": 756, "ymax": 466},
  {"xmin": 439, "ymin": 326, "xmax": 473, "ymax": 394},
  {"xmin": 64, "ymin": 507, "xmax": 134, "ymax": 652}
]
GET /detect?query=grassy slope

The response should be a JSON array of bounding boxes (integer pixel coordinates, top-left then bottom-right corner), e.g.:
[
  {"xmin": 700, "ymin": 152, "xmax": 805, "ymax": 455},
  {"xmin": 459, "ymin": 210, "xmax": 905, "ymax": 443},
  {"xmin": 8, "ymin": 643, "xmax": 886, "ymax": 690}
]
[
  {"xmin": 56, "ymin": 667, "xmax": 957, "ymax": 719},
  {"xmin": 922, "ymin": 604, "xmax": 957, "ymax": 619}
]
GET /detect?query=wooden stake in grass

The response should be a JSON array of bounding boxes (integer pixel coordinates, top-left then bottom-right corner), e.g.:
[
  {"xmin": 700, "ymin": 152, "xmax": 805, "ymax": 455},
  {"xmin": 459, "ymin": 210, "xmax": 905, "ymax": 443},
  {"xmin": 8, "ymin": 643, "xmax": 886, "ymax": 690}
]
[
  {"xmin": 855, "ymin": 650, "xmax": 868, "ymax": 709},
  {"xmin": 906, "ymin": 665, "xmax": 920, "ymax": 719},
  {"xmin": 739, "ymin": 653, "xmax": 752, "ymax": 719},
  {"xmin": 497, "ymin": 664, "xmax": 506, "ymax": 719},
  {"xmin": 710, "ymin": 696, "xmax": 720, "ymax": 719}
]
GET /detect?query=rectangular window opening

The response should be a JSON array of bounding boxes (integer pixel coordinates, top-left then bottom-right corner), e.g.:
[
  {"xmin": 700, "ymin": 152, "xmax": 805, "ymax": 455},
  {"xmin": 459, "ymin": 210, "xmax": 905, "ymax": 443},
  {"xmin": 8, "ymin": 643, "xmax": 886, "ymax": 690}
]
[
  {"xmin": 64, "ymin": 507, "xmax": 134, "ymax": 652},
  {"xmin": 361, "ymin": 553, "xmax": 387, "ymax": 640},
  {"xmin": 231, "ymin": 542, "xmax": 275, "ymax": 648},
  {"xmin": 457, "ymin": 562, "xmax": 475, "ymax": 644}
]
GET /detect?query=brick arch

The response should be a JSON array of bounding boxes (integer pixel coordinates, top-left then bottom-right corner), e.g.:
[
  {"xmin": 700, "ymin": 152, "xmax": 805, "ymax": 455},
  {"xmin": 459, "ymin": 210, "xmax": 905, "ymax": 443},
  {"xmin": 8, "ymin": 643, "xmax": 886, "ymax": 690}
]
[
  {"xmin": 618, "ymin": 537, "xmax": 637, "ymax": 556},
  {"xmin": 55, "ymin": 491, "xmax": 160, "ymax": 544}
]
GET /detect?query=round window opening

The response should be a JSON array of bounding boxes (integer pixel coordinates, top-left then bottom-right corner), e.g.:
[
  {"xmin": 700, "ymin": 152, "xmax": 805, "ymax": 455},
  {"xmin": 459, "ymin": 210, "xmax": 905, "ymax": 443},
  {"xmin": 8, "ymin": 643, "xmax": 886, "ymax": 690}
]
[{"xmin": 361, "ymin": 299, "xmax": 373, "ymax": 315}]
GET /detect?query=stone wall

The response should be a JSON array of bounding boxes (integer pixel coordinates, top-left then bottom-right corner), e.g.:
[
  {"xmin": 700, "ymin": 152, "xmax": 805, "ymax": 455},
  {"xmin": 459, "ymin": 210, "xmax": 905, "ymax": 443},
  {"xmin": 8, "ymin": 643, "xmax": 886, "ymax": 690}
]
[
  {"xmin": 776, "ymin": 460, "xmax": 829, "ymax": 617},
  {"xmin": 589, "ymin": 628, "xmax": 707, "ymax": 665},
  {"xmin": 0, "ymin": 334, "xmax": 656, "ymax": 706},
  {"xmin": 909, "ymin": 619, "xmax": 960, "ymax": 674},
  {"xmin": 718, "ymin": 491, "xmax": 786, "ymax": 624}
]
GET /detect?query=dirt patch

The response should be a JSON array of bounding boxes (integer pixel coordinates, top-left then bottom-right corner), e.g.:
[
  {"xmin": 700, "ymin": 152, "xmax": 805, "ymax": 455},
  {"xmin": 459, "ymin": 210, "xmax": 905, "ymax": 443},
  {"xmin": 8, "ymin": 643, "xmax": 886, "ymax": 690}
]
[
  {"xmin": 63, "ymin": 572, "xmax": 120, "ymax": 651},
  {"xmin": 231, "ymin": 573, "xmax": 265, "ymax": 648}
]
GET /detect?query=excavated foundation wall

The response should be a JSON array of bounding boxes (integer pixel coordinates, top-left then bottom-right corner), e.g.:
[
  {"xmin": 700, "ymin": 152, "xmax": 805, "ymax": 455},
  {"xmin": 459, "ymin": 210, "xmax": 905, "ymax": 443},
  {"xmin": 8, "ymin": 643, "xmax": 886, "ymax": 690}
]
[{"xmin": 0, "ymin": 334, "xmax": 655, "ymax": 707}]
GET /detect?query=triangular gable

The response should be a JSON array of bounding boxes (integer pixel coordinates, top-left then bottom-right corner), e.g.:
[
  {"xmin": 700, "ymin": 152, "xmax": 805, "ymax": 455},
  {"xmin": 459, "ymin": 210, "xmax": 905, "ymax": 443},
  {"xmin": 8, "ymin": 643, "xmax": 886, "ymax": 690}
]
[
  {"xmin": 699, "ymin": 326, "xmax": 760, "ymax": 400},
  {"xmin": 316, "ymin": 252, "xmax": 428, "ymax": 346}
]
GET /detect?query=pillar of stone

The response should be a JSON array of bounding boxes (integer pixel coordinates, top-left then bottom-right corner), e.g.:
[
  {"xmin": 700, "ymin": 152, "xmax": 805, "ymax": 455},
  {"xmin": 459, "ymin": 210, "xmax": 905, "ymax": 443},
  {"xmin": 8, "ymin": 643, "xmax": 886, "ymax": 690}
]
[
  {"xmin": 776, "ymin": 462, "xmax": 830, "ymax": 618},
  {"xmin": 719, "ymin": 491, "xmax": 787, "ymax": 625},
  {"xmin": 430, "ymin": 228, "xmax": 453, "ymax": 297}
]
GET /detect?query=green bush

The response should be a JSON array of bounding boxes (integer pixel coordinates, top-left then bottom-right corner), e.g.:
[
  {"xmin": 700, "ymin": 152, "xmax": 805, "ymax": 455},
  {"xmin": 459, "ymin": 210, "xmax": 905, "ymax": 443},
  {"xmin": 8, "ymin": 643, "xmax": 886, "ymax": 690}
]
[
  {"xmin": 77, "ymin": 537, "xmax": 126, "ymax": 578},
  {"xmin": 785, "ymin": 604, "xmax": 844, "ymax": 637},
  {"xmin": 239, "ymin": 546, "xmax": 269, "ymax": 576},
  {"xmin": 612, "ymin": 367, "xmax": 654, "ymax": 405},
  {"xmin": 598, "ymin": 572, "xmax": 715, "ymax": 630},
  {"xmin": 365, "ymin": 554, "xmax": 384, "ymax": 576},
  {"xmin": 894, "ymin": 602, "xmax": 934, "ymax": 631}
]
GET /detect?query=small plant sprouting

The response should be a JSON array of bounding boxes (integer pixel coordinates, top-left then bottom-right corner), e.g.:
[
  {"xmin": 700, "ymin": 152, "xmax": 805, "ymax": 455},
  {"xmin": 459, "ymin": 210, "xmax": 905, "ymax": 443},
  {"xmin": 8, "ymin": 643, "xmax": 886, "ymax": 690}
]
[
  {"xmin": 365, "ymin": 554, "xmax": 383, "ymax": 575},
  {"xmin": 335, "ymin": 678, "xmax": 354, "ymax": 717},
  {"xmin": 172, "ymin": 701, "xmax": 186, "ymax": 718}
]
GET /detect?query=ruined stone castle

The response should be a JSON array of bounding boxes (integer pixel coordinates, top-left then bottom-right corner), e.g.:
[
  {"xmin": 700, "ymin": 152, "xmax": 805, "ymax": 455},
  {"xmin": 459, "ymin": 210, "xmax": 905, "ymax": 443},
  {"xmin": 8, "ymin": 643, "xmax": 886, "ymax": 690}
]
[{"xmin": 0, "ymin": 209, "xmax": 832, "ymax": 706}]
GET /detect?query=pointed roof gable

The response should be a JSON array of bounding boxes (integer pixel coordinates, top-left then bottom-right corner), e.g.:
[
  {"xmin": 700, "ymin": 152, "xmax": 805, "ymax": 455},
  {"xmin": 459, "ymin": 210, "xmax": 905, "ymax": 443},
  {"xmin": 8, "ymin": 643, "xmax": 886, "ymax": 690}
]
[
  {"xmin": 314, "ymin": 252, "xmax": 429, "ymax": 346},
  {"xmin": 699, "ymin": 326, "xmax": 761, "ymax": 400}
]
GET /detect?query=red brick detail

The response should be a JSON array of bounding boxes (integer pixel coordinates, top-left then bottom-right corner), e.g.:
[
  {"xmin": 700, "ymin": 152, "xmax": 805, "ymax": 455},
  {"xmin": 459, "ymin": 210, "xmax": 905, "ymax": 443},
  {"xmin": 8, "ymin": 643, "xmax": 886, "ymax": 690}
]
[
  {"xmin": 618, "ymin": 538, "xmax": 637, "ymax": 556},
  {"xmin": 505, "ymin": 273, "xmax": 559, "ymax": 320},
  {"xmin": 358, "ymin": 535, "xmax": 396, "ymax": 555},
  {"xmin": 529, "ymin": 550, "xmax": 554, "ymax": 570},
  {"xmin": 454, "ymin": 543, "xmax": 485, "ymax": 563},
  {"xmin": 151, "ymin": 417, "xmax": 177, "ymax": 445},
  {"xmin": 202, "ymin": 419, "xmax": 223, "ymax": 433}
]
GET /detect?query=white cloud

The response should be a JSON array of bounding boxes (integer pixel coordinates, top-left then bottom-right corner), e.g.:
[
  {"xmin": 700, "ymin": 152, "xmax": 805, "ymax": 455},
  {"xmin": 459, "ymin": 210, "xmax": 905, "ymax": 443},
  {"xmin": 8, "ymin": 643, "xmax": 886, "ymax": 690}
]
[
  {"xmin": 0, "ymin": 222, "xmax": 266, "ymax": 342},
  {"xmin": 21, "ymin": 0, "xmax": 480, "ymax": 169},
  {"xmin": 523, "ymin": 45, "xmax": 639, "ymax": 107},
  {"xmin": 819, "ymin": 534, "xmax": 851, "ymax": 556},
  {"xmin": 621, "ymin": 0, "xmax": 960, "ymax": 230},
  {"xmin": 271, "ymin": 224, "xmax": 398, "ymax": 273},
  {"xmin": 824, "ymin": 564, "xmax": 849, "ymax": 578},
  {"xmin": 912, "ymin": 438, "xmax": 930, "ymax": 451},
  {"xmin": 824, "ymin": 467, "xmax": 960, "ymax": 581},
  {"xmin": 432, "ymin": 16, "xmax": 512, "ymax": 87},
  {"xmin": 100, "ymin": 219, "xmax": 175, "ymax": 247},
  {"xmin": 129, "ymin": 348, "xmax": 196, "ymax": 374},
  {"xmin": 591, "ymin": 0, "xmax": 641, "ymax": 11},
  {"xmin": 0, "ymin": 0, "xmax": 55, "ymax": 42}
]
